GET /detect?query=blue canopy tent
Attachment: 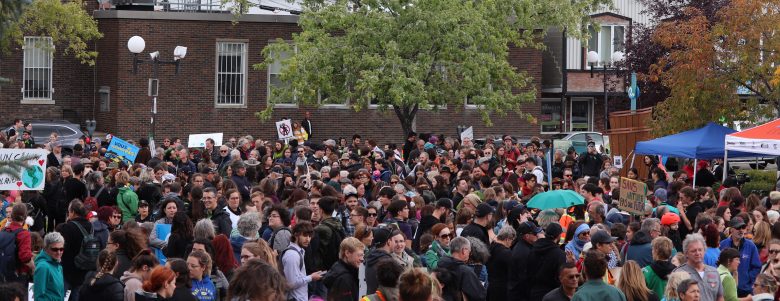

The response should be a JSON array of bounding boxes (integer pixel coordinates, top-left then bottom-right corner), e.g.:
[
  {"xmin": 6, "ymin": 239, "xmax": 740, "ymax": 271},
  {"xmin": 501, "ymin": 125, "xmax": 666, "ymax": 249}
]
[{"xmin": 633, "ymin": 122, "xmax": 754, "ymax": 187}]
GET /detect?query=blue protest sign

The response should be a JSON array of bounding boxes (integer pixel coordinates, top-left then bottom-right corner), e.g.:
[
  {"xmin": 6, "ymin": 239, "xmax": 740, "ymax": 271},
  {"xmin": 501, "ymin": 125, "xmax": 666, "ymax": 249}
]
[{"xmin": 105, "ymin": 136, "xmax": 140, "ymax": 165}]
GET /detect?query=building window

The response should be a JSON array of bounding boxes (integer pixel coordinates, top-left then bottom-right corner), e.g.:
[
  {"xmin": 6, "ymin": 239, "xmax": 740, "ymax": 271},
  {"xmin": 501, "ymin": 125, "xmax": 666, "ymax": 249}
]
[
  {"xmin": 99, "ymin": 86, "xmax": 110, "ymax": 112},
  {"xmin": 318, "ymin": 91, "xmax": 348, "ymax": 108},
  {"xmin": 23, "ymin": 36, "xmax": 53, "ymax": 102},
  {"xmin": 587, "ymin": 25, "xmax": 625, "ymax": 67},
  {"xmin": 540, "ymin": 100, "xmax": 563, "ymax": 133},
  {"xmin": 570, "ymin": 98, "xmax": 592, "ymax": 131},
  {"xmin": 215, "ymin": 41, "xmax": 247, "ymax": 107},
  {"xmin": 267, "ymin": 47, "xmax": 296, "ymax": 107}
]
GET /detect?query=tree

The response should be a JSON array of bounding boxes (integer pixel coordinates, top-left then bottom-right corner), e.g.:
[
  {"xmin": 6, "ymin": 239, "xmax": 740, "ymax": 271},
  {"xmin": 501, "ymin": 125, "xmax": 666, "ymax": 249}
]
[
  {"xmin": 626, "ymin": 0, "xmax": 777, "ymax": 136},
  {"xmin": 229, "ymin": 0, "xmax": 610, "ymax": 138},
  {"xmin": 1, "ymin": 0, "xmax": 102, "ymax": 66}
]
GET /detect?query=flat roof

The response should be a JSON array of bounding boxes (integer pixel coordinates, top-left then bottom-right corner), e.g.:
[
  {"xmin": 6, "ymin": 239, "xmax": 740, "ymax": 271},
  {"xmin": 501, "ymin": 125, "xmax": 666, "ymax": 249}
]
[{"xmin": 93, "ymin": 9, "xmax": 299, "ymax": 23}]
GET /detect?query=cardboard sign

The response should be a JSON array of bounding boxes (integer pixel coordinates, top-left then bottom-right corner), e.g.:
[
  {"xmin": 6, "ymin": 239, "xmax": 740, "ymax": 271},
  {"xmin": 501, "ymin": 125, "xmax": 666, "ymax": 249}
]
[
  {"xmin": 619, "ymin": 178, "xmax": 648, "ymax": 215},
  {"xmin": 105, "ymin": 136, "xmax": 140, "ymax": 165},
  {"xmin": 460, "ymin": 126, "xmax": 473, "ymax": 141},
  {"xmin": 0, "ymin": 149, "xmax": 47, "ymax": 190},
  {"xmin": 276, "ymin": 119, "xmax": 294, "ymax": 140},
  {"xmin": 188, "ymin": 133, "xmax": 223, "ymax": 148},
  {"xmin": 553, "ymin": 140, "xmax": 573, "ymax": 154}
]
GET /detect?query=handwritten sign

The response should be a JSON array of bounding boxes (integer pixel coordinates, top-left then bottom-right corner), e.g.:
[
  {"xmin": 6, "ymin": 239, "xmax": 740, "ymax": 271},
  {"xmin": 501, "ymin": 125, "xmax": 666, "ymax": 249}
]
[
  {"xmin": 619, "ymin": 178, "xmax": 648, "ymax": 215},
  {"xmin": 105, "ymin": 136, "xmax": 140, "ymax": 165},
  {"xmin": 460, "ymin": 126, "xmax": 473, "ymax": 141},
  {"xmin": 0, "ymin": 149, "xmax": 47, "ymax": 190},
  {"xmin": 276, "ymin": 119, "xmax": 294, "ymax": 140},
  {"xmin": 188, "ymin": 133, "xmax": 223, "ymax": 148}
]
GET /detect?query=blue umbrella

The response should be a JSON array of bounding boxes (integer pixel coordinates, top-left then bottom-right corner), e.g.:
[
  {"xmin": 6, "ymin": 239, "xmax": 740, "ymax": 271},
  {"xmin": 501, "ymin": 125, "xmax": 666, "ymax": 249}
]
[{"xmin": 527, "ymin": 190, "xmax": 585, "ymax": 210}]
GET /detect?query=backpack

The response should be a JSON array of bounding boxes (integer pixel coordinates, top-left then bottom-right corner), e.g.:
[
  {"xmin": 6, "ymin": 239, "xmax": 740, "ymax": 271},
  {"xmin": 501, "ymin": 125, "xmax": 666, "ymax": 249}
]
[
  {"xmin": 83, "ymin": 186, "xmax": 105, "ymax": 212},
  {"xmin": 269, "ymin": 227, "xmax": 291, "ymax": 249},
  {"xmin": 277, "ymin": 246, "xmax": 303, "ymax": 277},
  {"xmin": 0, "ymin": 227, "xmax": 22, "ymax": 281},
  {"xmin": 321, "ymin": 222, "xmax": 346, "ymax": 269},
  {"xmin": 70, "ymin": 221, "xmax": 101, "ymax": 271}
]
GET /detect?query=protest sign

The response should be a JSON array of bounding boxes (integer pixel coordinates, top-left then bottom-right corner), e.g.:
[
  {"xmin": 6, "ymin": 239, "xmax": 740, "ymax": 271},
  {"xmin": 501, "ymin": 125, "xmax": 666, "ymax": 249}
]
[
  {"xmin": 0, "ymin": 149, "xmax": 47, "ymax": 190},
  {"xmin": 276, "ymin": 119, "xmax": 294, "ymax": 140},
  {"xmin": 460, "ymin": 126, "xmax": 473, "ymax": 141},
  {"xmin": 613, "ymin": 155, "xmax": 623, "ymax": 168},
  {"xmin": 105, "ymin": 136, "xmax": 140, "ymax": 165},
  {"xmin": 553, "ymin": 140, "xmax": 573, "ymax": 154},
  {"xmin": 188, "ymin": 133, "xmax": 223, "ymax": 148},
  {"xmin": 619, "ymin": 178, "xmax": 648, "ymax": 215}
]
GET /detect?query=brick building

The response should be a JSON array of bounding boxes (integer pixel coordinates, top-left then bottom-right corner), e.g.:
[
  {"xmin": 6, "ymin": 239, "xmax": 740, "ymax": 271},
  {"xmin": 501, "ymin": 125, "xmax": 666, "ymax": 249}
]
[{"xmin": 1, "ymin": 1, "xmax": 650, "ymax": 145}]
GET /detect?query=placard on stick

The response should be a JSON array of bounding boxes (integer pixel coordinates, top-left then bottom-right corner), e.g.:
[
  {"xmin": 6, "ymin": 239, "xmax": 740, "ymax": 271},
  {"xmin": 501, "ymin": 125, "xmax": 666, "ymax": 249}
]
[{"xmin": 619, "ymin": 178, "xmax": 648, "ymax": 215}]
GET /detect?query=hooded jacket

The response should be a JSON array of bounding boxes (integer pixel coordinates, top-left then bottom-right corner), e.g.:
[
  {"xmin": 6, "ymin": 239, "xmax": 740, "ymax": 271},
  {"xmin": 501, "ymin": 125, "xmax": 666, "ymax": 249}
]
[
  {"xmin": 508, "ymin": 239, "xmax": 535, "ymax": 301},
  {"xmin": 424, "ymin": 240, "xmax": 450, "ymax": 270},
  {"xmin": 323, "ymin": 259, "xmax": 359, "ymax": 301},
  {"xmin": 414, "ymin": 215, "xmax": 441, "ymax": 252},
  {"xmin": 117, "ymin": 186, "xmax": 140, "ymax": 223},
  {"xmin": 487, "ymin": 242, "xmax": 513, "ymax": 301},
  {"xmin": 33, "ymin": 251, "xmax": 65, "ymax": 301},
  {"xmin": 191, "ymin": 275, "xmax": 217, "ymax": 301},
  {"xmin": 642, "ymin": 260, "xmax": 676, "ymax": 298},
  {"xmin": 314, "ymin": 216, "xmax": 345, "ymax": 270},
  {"xmin": 720, "ymin": 237, "xmax": 762, "ymax": 294},
  {"xmin": 121, "ymin": 270, "xmax": 144, "ymax": 301},
  {"xmin": 92, "ymin": 220, "xmax": 110, "ymax": 250},
  {"xmin": 58, "ymin": 217, "xmax": 92, "ymax": 287},
  {"xmin": 624, "ymin": 230, "xmax": 654, "ymax": 268},
  {"xmin": 528, "ymin": 238, "xmax": 567, "ymax": 301},
  {"xmin": 437, "ymin": 255, "xmax": 487, "ymax": 301},
  {"xmin": 364, "ymin": 248, "xmax": 394, "ymax": 294},
  {"xmin": 78, "ymin": 271, "xmax": 125, "ymax": 301},
  {"xmin": 208, "ymin": 207, "xmax": 233, "ymax": 237}
]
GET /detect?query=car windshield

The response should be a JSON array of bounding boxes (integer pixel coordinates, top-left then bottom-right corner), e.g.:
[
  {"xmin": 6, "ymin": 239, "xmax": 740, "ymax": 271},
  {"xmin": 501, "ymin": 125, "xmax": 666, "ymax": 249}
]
[{"xmin": 550, "ymin": 134, "xmax": 568, "ymax": 140}]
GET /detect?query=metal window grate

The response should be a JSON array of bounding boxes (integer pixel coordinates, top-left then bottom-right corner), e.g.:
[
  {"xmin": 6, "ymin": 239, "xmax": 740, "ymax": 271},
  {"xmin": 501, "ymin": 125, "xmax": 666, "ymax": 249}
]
[
  {"xmin": 216, "ymin": 42, "xmax": 247, "ymax": 105},
  {"xmin": 23, "ymin": 37, "xmax": 53, "ymax": 100}
]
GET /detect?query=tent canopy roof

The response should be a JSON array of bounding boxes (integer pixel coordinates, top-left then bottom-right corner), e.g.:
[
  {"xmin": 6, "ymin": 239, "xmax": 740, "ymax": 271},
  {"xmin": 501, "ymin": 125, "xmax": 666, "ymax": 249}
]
[
  {"xmin": 725, "ymin": 119, "xmax": 780, "ymax": 156},
  {"xmin": 635, "ymin": 122, "xmax": 754, "ymax": 159}
]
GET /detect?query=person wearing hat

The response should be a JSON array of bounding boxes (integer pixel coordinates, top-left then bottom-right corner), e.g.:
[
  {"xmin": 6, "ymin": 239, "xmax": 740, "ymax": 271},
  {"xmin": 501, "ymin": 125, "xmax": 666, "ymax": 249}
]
[
  {"xmin": 652, "ymin": 188, "xmax": 680, "ymax": 216},
  {"xmin": 47, "ymin": 141, "xmax": 63, "ymax": 168},
  {"xmin": 135, "ymin": 200, "xmax": 152, "ymax": 223},
  {"xmin": 230, "ymin": 160, "xmax": 251, "ymax": 202},
  {"xmin": 364, "ymin": 228, "xmax": 396, "ymax": 295},
  {"xmin": 660, "ymin": 212, "xmax": 683, "ymax": 252},
  {"xmin": 577, "ymin": 141, "xmax": 603, "ymax": 178},
  {"xmin": 527, "ymin": 223, "xmax": 566, "ymax": 301},
  {"xmin": 719, "ymin": 217, "xmax": 762, "ymax": 296},
  {"xmin": 508, "ymin": 221, "xmax": 543, "ymax": 301},
  {"xmin": 461, "ymin": 203, "xmax": 495, "ymax": 246}
]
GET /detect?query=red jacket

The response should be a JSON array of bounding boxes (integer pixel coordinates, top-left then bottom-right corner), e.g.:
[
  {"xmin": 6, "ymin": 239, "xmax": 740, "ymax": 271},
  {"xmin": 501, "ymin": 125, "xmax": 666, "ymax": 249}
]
[{"xmin": 4, "ymin": 222, "xmax": 32, "ymax": 275}]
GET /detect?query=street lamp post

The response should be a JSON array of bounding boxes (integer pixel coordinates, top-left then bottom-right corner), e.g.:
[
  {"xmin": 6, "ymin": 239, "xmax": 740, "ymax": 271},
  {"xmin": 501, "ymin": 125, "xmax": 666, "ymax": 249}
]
[
  {"xmin": 587, "ymin": 50, "xmax": 624, "ymax": 131},
  {"xmin": 127, "ymin": 35, "xmax": 187, "ymax": 142}
]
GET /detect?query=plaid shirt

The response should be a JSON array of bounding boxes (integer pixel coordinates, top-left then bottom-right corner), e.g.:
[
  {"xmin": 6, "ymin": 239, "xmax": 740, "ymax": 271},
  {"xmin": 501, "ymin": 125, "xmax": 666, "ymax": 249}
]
[{"xmin": 335, "ymin": 210, "xmax": 354, "ymax": 237}]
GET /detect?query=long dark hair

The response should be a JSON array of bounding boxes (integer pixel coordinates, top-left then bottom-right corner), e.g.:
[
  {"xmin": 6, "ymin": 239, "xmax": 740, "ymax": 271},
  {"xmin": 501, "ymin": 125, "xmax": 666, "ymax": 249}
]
[
  {"xmin": 167, "ymin": 258, "xmax": 192, "ymax": 289},
  {"xmin": 170, "ymin": 212, "xmax": 193, "ymax": 240}
]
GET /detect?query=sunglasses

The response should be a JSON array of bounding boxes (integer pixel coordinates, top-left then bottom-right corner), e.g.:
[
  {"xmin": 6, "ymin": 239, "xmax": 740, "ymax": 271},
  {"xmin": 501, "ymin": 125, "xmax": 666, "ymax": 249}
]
[
  {"xmin": 50, "ymin": 247, "xmax": 65, "ymax": 252},
  {"xmin": 390, "ymin": 181, "xmax": 398, "ymax": 185},
  {"xmin": 367, "ymin": 213, "xmax": 378, "ymax": 217},
  {"xmin": 769, "ymin": 249, "xmax": 780, "ymax": 254},
  {"xmin": 112, "ymin": 215, "xmax": 121, "ymax": 219},
  {"xmin": 439, "ymin": 233, "xmax": 453, "ymax": 239}
]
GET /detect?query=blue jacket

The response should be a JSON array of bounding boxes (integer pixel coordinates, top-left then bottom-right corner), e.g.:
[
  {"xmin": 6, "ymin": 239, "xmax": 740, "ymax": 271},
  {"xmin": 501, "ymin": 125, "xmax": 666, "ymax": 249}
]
[
  {"xmin": 191, "ymin": 275, "xmax": 217, "ymax": 301},
  {"xmin": 720, "ymin": 237, "xmax": 762, "ymax": 294},
  {"xmin": 33, "ymin": 250, "xmax": 65, "ymax": 301}
]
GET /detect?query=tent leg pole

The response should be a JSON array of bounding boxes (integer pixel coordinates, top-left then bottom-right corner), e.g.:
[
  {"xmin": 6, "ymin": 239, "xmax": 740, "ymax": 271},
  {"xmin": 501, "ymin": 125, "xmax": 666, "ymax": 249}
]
[
  {"xmin": 693, "ymin": 159, "xmax": 697, "ymax": 189},
  {"xmin": 723, "ymin": 150, "xmax": 729, "ymax": 183}
]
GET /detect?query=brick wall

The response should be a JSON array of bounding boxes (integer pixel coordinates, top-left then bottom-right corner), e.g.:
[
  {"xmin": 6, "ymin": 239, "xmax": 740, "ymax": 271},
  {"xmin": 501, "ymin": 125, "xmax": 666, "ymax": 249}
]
[{"xmin": 3, "ymin": 13, "xmax": 544, "ymax": 145}]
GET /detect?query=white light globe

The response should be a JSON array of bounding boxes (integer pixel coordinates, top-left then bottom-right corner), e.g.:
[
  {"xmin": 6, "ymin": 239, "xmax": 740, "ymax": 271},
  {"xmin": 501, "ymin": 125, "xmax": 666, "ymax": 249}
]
[
  {"xmin": 611, "ymin": 51, "xmax": 625, "ymax": 63},
  {"xmin": 127, "ymin": 36, "xmax": 145, "ymax": 54},
  {"xmin": 587, "ymin": 51, "xmax": 600, "ymax": 64}
]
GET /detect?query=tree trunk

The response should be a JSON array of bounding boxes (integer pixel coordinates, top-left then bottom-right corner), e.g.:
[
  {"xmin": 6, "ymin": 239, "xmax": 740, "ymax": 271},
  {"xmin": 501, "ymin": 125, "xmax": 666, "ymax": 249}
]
[{"xmin": 394, "ymin": 103, "xmax": 419, "ymax": 140}]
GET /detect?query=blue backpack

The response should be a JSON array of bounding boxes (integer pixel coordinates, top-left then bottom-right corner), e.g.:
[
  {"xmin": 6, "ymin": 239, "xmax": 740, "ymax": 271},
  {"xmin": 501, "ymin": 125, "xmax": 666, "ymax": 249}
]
[{"xmin": 0, "ymin": 227, "xmax": 22, "ymax": 281}]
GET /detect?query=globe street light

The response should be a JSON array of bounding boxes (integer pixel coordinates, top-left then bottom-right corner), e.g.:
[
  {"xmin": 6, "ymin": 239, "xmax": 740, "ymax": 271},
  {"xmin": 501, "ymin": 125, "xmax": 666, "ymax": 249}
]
[{"xmin": 588, "ymin": 50, "xmax": 624, "ymax": 131}]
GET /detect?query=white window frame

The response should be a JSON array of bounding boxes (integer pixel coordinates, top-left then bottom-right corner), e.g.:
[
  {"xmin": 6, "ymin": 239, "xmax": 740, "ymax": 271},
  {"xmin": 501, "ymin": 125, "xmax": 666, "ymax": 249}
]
[
  {"xmin": 267, "ymin": 44, "xmax": 298, "ymax": 108},
  {"xmin": 586, "ymin": 25, "xmax": 625, "ymax": 68},
  {"xmin": 214, "ymin": 40, "xmax": 249, "ymax": 108},
  {"xmin": 317, "ymin": 90, "xmax": 349, "ymax": 109},
  {"xmin": 22, "ymin": 36, "xmax": 54, "ymax": 104},
  {"xmin": 540, "ymin": 98, "xmax": 564, "ymax": 134},
  {"xmin": 569, "ymin": 98, "xmax": 594, "ymax": 131},
  {"xmin": 465, "ymin": 83, "xmax": 491, "ymax": 110}
]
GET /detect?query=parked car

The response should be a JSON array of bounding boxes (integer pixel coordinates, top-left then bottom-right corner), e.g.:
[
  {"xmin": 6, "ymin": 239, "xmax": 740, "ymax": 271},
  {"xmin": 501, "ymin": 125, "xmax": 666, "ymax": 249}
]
[
  {"xmin": 3, "ymin": 120, "xmax": 85, "ymax": 154},
  {"xmin": 550, "ymin": 131, "xmax": 609, "ymax": 155}
]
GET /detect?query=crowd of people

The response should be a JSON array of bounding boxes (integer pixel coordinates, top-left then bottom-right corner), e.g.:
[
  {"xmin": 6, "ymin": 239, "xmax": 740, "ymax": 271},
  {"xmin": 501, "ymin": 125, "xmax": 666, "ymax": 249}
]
[{"xmin": 2, "ymin": 116, "xmax": 780, "ymax": 301}]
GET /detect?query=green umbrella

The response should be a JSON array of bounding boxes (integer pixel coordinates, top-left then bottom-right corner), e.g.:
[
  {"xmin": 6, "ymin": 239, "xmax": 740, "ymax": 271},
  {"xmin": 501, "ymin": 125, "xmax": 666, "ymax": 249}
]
[{"xmin": 526, "ymin": 190, "xmax": 585, "ymax": 210}]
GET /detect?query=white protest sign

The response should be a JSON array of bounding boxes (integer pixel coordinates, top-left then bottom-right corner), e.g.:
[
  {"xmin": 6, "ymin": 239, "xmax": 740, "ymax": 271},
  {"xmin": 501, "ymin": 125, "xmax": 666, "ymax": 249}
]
[
  {"xmin": 613, "ymin": 155, "xmax": 623, "ymax": 168},
  {"xmin": 276, "ymin": 119, "xmax": 294, "ymax": 140},
  {"xmin": 460, "ymin": 126, "xmax": 473, "ymax": 141},
  {"xmin": 0, "ymin": 149, "xmax": 47, "ymax": 190},
  {"xmin": 188, "ymin": 133, "xmax": 224, "ymax": 148}
]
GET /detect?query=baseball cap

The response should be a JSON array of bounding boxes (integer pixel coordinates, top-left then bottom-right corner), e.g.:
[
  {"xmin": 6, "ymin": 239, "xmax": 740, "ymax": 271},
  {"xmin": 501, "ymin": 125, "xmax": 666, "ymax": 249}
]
[
  {"xmin": 372, "ymin": 228, "xmax": 392, "ymax": 247},
  {"xmin": 475, "ymin": 203, "xmax": 495, "ymax": 218},
  {"xmin": 478, "ymin": 157, "xmax": 490, "ymax": 165},
  {"xmin": 545, "ymin": 223, "xmax": 563, "ymax": 239},
  {"xmin": 517, "ymin": 221, "xmax": 542, "ymax": 235},
  {"xmin": 591, "ymin": 230, "xmax": 617, "ymax": 244},
  {"xmin": 503, "ymin": 200, "xmax": 519, "ymax": 211},
  {"xmin": 729, "ymin": 217, "xmax": 747, "ymax": 229},
  {"xmin": 654, "ymin": 188, "xmax": 668, "ymax": 203},
  {"xmin": 440, "ymin": 166, "xmax": 452, "ymax": 174},
  {"xmin": 138, "ymin": 200, "xmax": 150, "ymax": 208},
  {"xmin": 435, "ymin": 198, "xmax": 453, "ymax": 210},
  {"xmin": 660, "ymin": 212, "xmax": 680, "ymax": 226}
]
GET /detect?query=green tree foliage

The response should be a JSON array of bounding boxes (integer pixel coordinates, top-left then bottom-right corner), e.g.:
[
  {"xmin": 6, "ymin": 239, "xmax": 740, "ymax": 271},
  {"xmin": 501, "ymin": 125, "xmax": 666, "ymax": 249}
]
[
  {"xmin": 1, "ymin": 0, "xmax": 102, "ymax": 66},
  {"xmin": 228, "ymin": 0, "xmax": 609, "ymax": 137}
]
